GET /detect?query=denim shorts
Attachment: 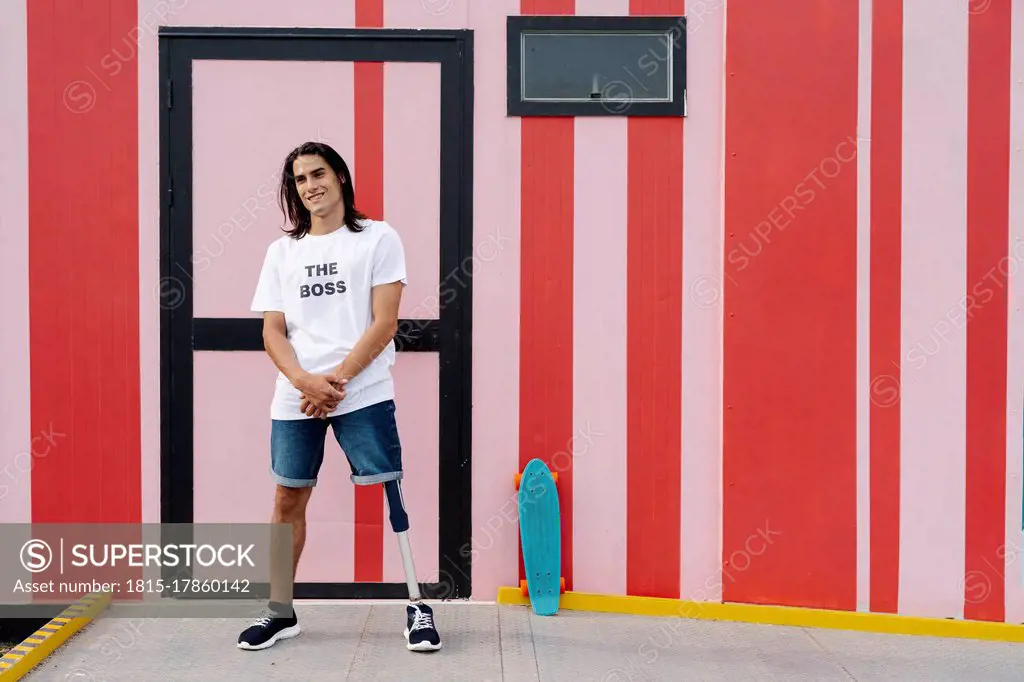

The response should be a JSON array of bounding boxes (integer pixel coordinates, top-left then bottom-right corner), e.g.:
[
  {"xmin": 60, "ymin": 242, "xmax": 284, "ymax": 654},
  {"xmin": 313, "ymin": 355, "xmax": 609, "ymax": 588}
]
[{"xmin": 270, "ymin": 399, "xmax": 403, "ymax": 487}]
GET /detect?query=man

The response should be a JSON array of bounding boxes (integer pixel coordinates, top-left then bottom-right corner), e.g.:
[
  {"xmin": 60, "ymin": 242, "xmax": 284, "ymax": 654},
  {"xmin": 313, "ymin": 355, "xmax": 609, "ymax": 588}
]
[{"xmin": 238, "ymin": 141, "xmax": 441, "ymax": 653}]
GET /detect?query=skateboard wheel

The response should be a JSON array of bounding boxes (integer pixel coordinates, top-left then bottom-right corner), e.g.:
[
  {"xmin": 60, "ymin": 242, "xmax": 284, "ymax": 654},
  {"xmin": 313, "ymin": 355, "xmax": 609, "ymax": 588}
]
[
  {"xmin": 552, "ymin": 472, "xmax": 559, "ymax": 484},
  {"xmin": 520, "ymin": 579, "xmax": 529, "ymax": 596},
  {"xmin": 514, "ymin": 473, "xmax": 522, "ymax": 490},
  {"xmin": 560, "ymin": 577, "xmax": 565, "ymax": 593}
]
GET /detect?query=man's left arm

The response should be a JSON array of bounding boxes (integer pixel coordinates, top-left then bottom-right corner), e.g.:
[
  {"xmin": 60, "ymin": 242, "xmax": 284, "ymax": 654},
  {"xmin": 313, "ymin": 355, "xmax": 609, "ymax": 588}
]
[{"xmin": 331, "ymin": 281, "xmax": 404, "ymax": 384}]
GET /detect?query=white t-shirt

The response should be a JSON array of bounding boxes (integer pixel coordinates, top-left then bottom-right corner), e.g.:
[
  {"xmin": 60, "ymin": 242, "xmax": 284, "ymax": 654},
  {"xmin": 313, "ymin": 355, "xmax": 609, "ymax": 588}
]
[{"xmin": 250, "ymin": 219, "xmax": 407, "ymax": 420}]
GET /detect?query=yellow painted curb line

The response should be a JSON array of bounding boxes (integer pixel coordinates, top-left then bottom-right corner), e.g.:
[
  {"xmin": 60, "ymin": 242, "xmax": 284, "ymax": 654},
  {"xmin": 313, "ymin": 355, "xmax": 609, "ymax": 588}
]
[
  {"xmin": 497, "ymin": 587, "xmax": 1024, "ymax": 644},
  {"xmin": 0, "ymin": 591, "xmax": 112, "ymax": 681}
]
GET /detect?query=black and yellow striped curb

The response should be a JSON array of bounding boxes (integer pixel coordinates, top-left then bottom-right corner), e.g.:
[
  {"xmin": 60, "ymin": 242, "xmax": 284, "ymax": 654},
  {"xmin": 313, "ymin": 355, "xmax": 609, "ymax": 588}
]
[{"xmin": 0, "ymin": 591, "xmax": 112, "ymax": 681}]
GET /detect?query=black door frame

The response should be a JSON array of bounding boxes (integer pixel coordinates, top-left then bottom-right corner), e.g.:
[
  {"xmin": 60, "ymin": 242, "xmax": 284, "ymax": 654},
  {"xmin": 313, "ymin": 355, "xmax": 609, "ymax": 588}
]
[{"xmin": 157, "ymin": 27, "xmax": 474, "ymax": 600}]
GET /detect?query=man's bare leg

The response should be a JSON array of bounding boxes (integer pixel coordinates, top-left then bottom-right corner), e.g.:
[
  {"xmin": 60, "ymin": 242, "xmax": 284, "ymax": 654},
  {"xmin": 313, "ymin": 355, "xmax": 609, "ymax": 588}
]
[
  {"xmin": 270, "ymin": 484, "xmax": 313, "ymax": 605},
  {"xmin": 239, "ymin": 485, "xmax": 311, "ymax": 650}
]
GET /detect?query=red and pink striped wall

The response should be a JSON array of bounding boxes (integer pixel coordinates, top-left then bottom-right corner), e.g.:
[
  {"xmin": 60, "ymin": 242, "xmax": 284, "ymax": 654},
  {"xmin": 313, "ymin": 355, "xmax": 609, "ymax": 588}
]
[{"xmin": 1, "ymin": 0, "xmax": 1022, "ymax": 623}]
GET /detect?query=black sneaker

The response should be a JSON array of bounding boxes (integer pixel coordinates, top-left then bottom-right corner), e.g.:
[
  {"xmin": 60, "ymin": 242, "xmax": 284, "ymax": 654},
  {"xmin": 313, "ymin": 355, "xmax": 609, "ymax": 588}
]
[
  {"xmin": 237, "ymin": 604, "xmax": 301, "ymax": 651},
  {"xmin": 404, "ymin": 602, "xmax": 441, "ymax": 651}
]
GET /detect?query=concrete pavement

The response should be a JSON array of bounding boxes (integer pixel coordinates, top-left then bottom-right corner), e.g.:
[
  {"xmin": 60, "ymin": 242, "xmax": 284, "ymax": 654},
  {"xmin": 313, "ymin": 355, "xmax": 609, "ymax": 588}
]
[{"xmin": 20, "ymin": 602, "xmax": 1024, "ymax": 681}]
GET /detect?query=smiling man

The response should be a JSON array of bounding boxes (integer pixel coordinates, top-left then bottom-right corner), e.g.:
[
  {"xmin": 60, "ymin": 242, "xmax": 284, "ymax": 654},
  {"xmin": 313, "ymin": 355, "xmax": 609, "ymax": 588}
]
[{"xmin": 239, "ymin": 141, "xmax": 441, "ymax": 653}]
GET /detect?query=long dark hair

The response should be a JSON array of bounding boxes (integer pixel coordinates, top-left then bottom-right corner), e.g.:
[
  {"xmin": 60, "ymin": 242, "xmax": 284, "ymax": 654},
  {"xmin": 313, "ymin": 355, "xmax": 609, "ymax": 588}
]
[{"xmin": 278, "ymin": 141, "xmax": 369, "ymax": 238}]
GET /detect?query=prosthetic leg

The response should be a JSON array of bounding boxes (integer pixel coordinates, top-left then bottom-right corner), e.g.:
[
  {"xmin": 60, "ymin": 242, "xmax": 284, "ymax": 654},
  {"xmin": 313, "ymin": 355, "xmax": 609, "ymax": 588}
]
[
  {"xmin": 383, "ymin": 479, "xmax": 420, "ymax": 601},
  {"xmin": 383, "ymin": 479, "xmax": 442, "ymax": 651}
]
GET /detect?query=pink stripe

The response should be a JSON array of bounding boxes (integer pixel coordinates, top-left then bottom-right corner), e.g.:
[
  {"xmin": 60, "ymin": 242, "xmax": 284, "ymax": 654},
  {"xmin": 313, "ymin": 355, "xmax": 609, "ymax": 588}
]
[
  {"xmin": 855, "ymin": 0, "xmax": 872, "ymax": 612},
  {"xmin": 463, "ymin": 0, "xmax": 523, "ymax": 599},
  {"xmin": 679, "ymin": 0, "xmax": 725, "ymax": 602},
  {"xmin": 384, "ymin": 0, "xmax": 469, "ymax": 26},
  {"xmin": 898, "ymin": 0, "xmax": 968, "ymax": 619},
  {"xmin": 572, "ymin": 115, "xmax": 628, "ymax": 594},
  {"xmin": 384, "ymin": 62, "xmax": 441, "ymax": 319},
  {"xmin": 574, "ymin": 0, "xmax": 627, "ymax": 14},
  {"xmin": 569, "ymin": 0, "xmax": 628, "ymax": 598},
  {"xmin": 0, "ymin": 1, "xmax": 30, "ymax": 524},
  {"xmin": 1004, "ymin": 0, "xmax": 1024, "ymax": 626},
  {"xmin": 153, "ymin": 0, "xmax": 358, "ymax": 26}
]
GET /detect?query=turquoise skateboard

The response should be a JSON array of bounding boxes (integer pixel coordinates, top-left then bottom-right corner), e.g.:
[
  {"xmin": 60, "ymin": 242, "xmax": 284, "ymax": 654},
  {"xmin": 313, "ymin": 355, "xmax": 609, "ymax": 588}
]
[{"xmin": 516, "ymin": 458, "xmax": 564, "ymax": 616}]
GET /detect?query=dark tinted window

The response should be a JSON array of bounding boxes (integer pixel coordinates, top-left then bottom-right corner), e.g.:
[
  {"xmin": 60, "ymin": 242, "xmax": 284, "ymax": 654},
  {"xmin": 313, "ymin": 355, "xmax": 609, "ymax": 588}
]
[
  {"xmin": 506, "ymin": 16, "xmax": 686, "ymax": 117},
  {"xmin": 520, "ymin": 32, "xmax": 673, "ymax": 102}
]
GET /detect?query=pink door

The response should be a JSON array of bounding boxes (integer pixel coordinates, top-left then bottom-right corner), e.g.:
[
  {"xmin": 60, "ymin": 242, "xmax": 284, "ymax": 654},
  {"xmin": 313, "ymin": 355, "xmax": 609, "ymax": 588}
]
[{"xmin": 158, "ymin": 27, "xmax": 473, "ymax": 599}]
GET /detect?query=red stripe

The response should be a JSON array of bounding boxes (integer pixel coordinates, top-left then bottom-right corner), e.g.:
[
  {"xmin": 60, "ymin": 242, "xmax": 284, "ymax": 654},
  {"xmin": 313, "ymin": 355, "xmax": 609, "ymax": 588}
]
[
  {"xmin": 722, "ymin": 0, "xmax": 859, "ymax": 610},
  {"xmin": 518, "ymin": 0, "xmax": 575, "ymax": 592},
  {"xmin": 868, "ymin": 0, "xmax": 902, "ymax": 615},
  {"xmin": 629, "ymin": 0, "xmax": 681, "ymax": 13},
  {"xmin": 625, "ymin": 0, "xmax": 683, "ymax": 599},
  {"xmin": 521, "ymin": 0, "xmax": 573, "ymax": 13},
  {"xmin": 356, "ymin": 0, "xmax": 384, "ymax": 26},
  {"xmin": 27, "ymin": 0, "xmax": 140, "ymax": 524},
  {"xmin": 964, "ymin": 0, "xmax": 1011, "ymax": 623},
  {"xmin": 354, "ymin": 0, "xmax": 385, "ymax": 583}
]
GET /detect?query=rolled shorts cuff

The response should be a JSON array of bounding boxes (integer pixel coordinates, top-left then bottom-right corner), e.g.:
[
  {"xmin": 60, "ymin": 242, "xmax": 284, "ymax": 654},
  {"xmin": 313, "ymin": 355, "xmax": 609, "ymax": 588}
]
[
  {"xmin": 271, "ymin": 468, "xmax": 318, "ymax": 488},
  {"xmin": 351, "ymin": 471, "xmax": 403, "ymax": 486}
]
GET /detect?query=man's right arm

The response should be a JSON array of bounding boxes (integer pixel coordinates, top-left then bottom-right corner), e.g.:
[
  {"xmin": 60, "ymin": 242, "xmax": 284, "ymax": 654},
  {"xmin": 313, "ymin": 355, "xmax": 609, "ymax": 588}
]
[
  {"xmin": 262, "ymin": 312, "xmax": 345, "ymax": 410},
  {"xmin": 261, "ymin": 312, "xmax": 306, "ymax": 385}
]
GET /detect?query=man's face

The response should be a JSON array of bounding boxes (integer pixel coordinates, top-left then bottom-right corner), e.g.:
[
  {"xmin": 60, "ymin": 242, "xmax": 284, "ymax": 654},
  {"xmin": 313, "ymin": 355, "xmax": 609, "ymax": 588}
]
[{"xmin": 292, "ymin": 154, "xmax": 343, "ymax": 217}]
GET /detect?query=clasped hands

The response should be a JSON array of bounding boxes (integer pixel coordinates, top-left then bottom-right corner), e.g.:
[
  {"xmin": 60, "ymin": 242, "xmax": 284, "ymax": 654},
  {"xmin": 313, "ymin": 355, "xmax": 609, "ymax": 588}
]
[{"xmin": 294, "ymin": 370, "xmax": 348, "ymax": 419}]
